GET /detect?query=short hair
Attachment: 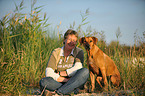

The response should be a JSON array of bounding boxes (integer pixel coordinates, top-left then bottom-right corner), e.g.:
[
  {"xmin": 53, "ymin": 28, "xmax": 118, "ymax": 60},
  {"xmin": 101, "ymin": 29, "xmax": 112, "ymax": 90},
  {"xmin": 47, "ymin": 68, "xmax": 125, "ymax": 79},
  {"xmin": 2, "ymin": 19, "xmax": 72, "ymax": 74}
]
[{"xmin": 64, "ymin": 29, "xmax": 78, "ymax": 40}]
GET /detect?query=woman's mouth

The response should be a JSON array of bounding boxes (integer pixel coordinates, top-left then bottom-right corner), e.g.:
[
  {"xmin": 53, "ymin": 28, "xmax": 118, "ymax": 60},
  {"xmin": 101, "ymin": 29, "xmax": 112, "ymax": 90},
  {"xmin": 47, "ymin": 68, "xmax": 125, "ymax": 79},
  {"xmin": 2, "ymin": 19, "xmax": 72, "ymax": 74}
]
[{"xmin": 68, "ymin": 43, "xmax": 75, "ymax": 47}]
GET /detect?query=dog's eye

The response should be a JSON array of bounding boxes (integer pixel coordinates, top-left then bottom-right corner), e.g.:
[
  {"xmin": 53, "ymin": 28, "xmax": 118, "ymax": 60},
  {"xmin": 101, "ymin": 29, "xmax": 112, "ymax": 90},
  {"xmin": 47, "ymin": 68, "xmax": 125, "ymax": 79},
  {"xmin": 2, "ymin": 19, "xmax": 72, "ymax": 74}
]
[{"xmin": 90, "ymin": 40, "xmax": 92, "ymax": 42}]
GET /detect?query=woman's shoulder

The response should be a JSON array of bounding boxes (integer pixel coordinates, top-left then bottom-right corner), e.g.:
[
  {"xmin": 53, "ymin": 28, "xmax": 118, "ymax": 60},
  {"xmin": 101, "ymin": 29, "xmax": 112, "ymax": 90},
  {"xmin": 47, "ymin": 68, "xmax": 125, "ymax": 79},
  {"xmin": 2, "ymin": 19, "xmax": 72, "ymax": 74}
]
[
  {"xmin": 53, "ymin": 47, "xmax": 62, "ymax": 52},
  {"xmin": 75, "ymin": 47, "xmax": 83, "ymax": 52},
  {"xmin": 73, "ymin": 47, "xmax": 83, "ymax": 56},
  {"xmin": 52, "ymin": 47, "xmax": 62, "ymax": 55}
]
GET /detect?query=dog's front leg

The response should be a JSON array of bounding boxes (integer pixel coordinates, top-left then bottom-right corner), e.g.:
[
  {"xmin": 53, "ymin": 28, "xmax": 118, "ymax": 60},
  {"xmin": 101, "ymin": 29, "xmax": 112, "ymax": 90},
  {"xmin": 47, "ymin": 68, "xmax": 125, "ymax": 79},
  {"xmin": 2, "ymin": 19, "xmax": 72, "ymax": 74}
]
[
  {"xmin": 90, "ymin": 71, "xmax": 95, "ymax": 92},
  {"xmin": 100, "ymin": 67, "xmax": 108, "ymax": 89}
]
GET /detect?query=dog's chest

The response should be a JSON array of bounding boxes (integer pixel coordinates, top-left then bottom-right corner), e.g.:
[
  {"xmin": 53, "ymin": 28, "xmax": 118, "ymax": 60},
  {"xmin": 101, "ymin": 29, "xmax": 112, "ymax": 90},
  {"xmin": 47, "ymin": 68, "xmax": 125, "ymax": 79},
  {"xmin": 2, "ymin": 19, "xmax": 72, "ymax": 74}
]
[
  {"xmin": 87, "ymin": 55, "xmax": 94, "ymax": 65},
  {"xmin": 87, "ymin": 55, "xmax": 100, "ymax": 74}
]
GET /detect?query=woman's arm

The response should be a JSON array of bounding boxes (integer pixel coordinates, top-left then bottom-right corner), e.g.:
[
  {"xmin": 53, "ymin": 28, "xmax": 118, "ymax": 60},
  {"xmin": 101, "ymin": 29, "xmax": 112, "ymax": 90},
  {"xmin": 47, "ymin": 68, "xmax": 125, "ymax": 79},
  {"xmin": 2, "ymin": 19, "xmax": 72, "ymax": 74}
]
[
  {"xmin": 66, "ymin": 62, "xmax": 83, "ymax": 77},
  {"xmin": 46, "ymin": 68, "xmax": 60, "ymax": 80},
  {"xmin": 66, "ymin": 49, "xmax": 84, "ymax": 77},
  {"xmin": 46, "ymin": 67, "xmax": 69, "ymax": 82}
]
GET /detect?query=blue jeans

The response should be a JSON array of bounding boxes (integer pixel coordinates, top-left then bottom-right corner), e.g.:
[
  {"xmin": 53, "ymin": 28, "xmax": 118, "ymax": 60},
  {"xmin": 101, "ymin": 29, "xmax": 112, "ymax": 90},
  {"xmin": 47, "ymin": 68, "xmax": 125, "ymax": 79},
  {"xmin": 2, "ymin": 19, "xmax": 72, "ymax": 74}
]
[{"xmin": 39, "ymin": 68, "xmax": 89, "ymax": 95}]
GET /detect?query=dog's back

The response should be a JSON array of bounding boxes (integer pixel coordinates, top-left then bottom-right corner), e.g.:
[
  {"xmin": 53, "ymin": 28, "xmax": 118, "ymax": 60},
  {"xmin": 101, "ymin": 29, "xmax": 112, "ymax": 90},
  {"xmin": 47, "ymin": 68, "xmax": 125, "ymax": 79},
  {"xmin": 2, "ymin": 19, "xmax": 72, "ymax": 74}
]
[{"xmin": 102, "ymin": 52, "xmax": 121, "ymax": 86}]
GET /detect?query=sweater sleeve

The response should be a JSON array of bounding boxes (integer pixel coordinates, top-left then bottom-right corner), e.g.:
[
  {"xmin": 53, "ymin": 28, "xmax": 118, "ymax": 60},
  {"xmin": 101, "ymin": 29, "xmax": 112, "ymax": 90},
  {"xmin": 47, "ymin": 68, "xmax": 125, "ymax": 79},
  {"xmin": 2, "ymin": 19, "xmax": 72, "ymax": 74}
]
[
  {"xmin": 66, "ymin": 62, "xmax": 83, "ymax": 77},
  {"xmin": 46, "ymin": 51, "xmax": 57, "ymax": 70},
  {"xmin": 46, "ymin": 67, "xmax": 60, "ymax": 81},
  {"xmin": 46, "ymin": 48, "xmax": 61, "ymax": 70},
  {"xmin": 45, "ymin": 48, "xmax": 61, "ymax": 80}
]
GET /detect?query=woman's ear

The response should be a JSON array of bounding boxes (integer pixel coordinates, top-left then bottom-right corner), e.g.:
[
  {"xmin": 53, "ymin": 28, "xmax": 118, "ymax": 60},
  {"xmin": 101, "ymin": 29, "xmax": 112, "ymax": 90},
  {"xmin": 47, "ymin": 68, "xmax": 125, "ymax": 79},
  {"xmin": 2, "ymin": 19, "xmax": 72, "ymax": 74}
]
[{"xmin": 92, "ymin": 37, "xmax": 98, "ymax": 44}]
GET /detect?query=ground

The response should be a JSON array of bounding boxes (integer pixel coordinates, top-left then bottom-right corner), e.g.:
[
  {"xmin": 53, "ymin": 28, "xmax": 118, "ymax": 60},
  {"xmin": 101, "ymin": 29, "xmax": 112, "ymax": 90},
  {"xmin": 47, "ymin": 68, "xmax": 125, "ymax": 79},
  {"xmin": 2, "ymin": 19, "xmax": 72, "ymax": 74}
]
[{"xmin": 25, "ymin": 87, "xmax": 143, "ymax": 96}]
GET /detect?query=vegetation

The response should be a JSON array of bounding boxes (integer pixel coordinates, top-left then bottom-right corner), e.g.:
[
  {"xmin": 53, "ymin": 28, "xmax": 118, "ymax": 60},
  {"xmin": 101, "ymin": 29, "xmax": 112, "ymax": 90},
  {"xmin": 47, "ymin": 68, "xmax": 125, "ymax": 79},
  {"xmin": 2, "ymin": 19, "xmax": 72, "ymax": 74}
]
[{"xmin": 0, "ymin": 0, "xmax": 144, "ymax": 95}]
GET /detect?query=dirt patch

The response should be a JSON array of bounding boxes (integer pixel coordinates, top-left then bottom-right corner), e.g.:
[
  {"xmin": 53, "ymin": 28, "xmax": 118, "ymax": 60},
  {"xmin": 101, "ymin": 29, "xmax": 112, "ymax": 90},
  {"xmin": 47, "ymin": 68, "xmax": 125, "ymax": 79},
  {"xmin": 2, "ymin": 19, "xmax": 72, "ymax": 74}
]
[{"xmin": 26, "ymin": 88, "xmax": 144, "ymax": 96}]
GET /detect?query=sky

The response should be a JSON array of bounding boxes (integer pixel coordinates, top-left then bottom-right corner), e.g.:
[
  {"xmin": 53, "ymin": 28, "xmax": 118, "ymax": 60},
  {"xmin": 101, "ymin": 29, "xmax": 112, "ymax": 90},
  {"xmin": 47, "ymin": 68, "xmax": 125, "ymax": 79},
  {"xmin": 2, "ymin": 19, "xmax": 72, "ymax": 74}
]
[{"xmin": 0, "ymin": 0, "xmax": 145, "ymax": 46}]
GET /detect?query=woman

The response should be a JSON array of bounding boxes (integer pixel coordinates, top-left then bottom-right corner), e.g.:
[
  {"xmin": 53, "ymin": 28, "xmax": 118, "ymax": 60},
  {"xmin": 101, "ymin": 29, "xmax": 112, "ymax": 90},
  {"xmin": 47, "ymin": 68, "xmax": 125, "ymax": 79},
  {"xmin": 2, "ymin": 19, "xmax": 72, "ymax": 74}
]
[{"xmin": 39, "ymin": 29, "xmax": 89, "ymax": 95}]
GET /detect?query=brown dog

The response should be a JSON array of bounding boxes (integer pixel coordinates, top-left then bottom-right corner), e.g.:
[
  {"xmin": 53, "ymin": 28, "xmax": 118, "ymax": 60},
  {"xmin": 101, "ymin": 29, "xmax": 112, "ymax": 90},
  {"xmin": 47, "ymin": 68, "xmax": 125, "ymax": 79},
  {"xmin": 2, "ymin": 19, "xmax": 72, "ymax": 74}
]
[{"xmin": 79, "ymin": 37, "xmax": 121, "ymax": 91}]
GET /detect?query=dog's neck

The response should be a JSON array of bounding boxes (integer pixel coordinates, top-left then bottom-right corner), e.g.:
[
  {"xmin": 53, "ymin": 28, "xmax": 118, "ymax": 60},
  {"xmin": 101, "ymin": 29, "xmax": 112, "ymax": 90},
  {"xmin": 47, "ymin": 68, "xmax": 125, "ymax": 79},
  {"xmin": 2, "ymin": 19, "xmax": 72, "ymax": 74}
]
[{"xmin": 87, "ymin": 44, "xmax": 99, "ymax": 56}]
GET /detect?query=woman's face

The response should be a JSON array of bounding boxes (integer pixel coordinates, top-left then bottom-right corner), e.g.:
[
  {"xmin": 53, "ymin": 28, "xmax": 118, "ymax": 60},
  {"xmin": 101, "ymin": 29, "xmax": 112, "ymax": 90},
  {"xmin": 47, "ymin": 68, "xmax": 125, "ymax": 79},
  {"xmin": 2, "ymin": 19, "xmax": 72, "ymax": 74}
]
[{"xmin": 64, "ymin": 34, "xmax": 77, "ymax": 50}]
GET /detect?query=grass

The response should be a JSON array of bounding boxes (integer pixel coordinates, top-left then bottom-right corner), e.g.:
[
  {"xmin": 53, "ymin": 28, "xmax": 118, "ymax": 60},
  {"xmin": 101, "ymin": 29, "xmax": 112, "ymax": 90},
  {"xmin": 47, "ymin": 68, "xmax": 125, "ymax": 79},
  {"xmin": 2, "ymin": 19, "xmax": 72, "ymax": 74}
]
[{"xmin": 0, "ymin": 0, "xmax": 144, "ymax": 95}]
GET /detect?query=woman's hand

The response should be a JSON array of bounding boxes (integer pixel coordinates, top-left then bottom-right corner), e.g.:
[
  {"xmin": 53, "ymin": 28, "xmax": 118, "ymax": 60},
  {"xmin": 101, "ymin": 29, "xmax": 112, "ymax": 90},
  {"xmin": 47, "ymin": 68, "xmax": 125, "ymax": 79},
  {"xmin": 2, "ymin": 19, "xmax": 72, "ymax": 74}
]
[
  {"xmin": 59, "ymin": 71, "xmax": 68, "ymax": 77},
  {"xmin": 56, "ymin": 71, "xmax": 68, "ymax": 77},
  {"xmin": 57, "ymin": 76, "xmax": 70, "ymax": 82},
  {"xmin": 56, "ymin": 71, "xmax": 69, "ymax": 82}
]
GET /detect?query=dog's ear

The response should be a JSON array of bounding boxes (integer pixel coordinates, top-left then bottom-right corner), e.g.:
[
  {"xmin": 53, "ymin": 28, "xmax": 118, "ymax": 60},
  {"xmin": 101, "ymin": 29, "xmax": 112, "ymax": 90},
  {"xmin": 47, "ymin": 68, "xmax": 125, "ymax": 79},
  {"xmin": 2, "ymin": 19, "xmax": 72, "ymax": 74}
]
[
  {"xmin": 92, "ymin": 37, "xmax": 98, "ymax": 44},
  {"xmin": 79, "ymin": 37, "xmax": 85, "ymax": 45}
]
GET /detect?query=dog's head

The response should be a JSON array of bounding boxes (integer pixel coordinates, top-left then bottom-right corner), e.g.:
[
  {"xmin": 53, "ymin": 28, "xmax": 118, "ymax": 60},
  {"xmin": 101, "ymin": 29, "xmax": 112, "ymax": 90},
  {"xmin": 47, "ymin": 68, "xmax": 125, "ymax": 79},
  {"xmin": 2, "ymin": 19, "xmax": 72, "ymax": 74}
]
[{"xmin": 79, "ymin": 37, "xmax": 98, "ymax": 50}]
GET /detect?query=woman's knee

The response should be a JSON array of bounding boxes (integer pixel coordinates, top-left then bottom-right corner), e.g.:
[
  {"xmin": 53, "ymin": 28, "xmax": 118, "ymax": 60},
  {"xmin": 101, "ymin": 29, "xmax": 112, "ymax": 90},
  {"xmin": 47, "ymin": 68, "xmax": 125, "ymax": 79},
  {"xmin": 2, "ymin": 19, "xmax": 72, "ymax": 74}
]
[
  {"xmin": 79, "ymin": 68, "xmax": 89, "ymax": 78},
  {"xmin": 39, "ymin": 77, "xmax": 62, "ymax": 91},
  {"xmin": 39, "ymin": 77, "xmax": 53, "ymax": 87}
]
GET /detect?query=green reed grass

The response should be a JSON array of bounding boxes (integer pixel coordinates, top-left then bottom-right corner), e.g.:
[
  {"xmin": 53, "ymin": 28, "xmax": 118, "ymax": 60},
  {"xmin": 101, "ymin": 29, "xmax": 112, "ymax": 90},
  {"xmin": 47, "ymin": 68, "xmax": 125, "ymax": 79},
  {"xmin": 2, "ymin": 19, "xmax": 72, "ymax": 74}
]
[
  {"xmin": 0, "ymin": 0, "xmax": 144, "ymax": 95},
  {"xmin": 0, "ymin": 0, "xmax": 62, "ymax": 95}
]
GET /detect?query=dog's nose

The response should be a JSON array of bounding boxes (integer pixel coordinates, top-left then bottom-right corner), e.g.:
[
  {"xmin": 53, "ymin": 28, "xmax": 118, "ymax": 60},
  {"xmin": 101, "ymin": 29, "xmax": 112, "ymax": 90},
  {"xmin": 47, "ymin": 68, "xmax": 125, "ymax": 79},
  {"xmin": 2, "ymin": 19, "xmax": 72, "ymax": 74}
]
[{"xmin": 85, "ymin": 43, "xmax": 90, "ymax": 50}]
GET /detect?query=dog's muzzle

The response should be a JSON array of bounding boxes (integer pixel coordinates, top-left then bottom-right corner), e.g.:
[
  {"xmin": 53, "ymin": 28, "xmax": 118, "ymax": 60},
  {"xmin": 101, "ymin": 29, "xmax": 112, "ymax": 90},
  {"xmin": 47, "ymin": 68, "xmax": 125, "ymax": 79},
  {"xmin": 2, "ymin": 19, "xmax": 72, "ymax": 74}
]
[{"xmin": 85, "ymin": 43, "xmax": 90, "ymax": 50}]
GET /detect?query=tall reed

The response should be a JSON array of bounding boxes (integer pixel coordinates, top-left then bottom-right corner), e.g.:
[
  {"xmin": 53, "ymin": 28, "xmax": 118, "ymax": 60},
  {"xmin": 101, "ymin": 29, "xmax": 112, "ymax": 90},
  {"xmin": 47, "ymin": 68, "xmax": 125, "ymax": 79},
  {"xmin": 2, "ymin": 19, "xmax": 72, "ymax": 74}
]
[{"xmin": 0, "ymin": 0, "xmax": 62, "ymax": 95}]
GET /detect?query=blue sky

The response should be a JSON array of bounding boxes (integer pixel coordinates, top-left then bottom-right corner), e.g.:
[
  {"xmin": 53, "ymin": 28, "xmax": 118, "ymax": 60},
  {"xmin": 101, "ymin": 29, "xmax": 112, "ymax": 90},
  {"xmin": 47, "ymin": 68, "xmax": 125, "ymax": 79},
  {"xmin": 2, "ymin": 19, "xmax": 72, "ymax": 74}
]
[{"xmin": 0, "ymin": 0, "xmax": 145, "ymax": 46}]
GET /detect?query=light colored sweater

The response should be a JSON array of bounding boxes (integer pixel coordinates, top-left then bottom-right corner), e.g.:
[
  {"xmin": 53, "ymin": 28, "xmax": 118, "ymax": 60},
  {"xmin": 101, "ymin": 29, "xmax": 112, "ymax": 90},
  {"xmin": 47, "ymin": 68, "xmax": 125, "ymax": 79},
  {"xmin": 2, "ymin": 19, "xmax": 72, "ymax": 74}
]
[{"xmin": 45, "ymin": 46, "xmax": 84, "ymax": 81}]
